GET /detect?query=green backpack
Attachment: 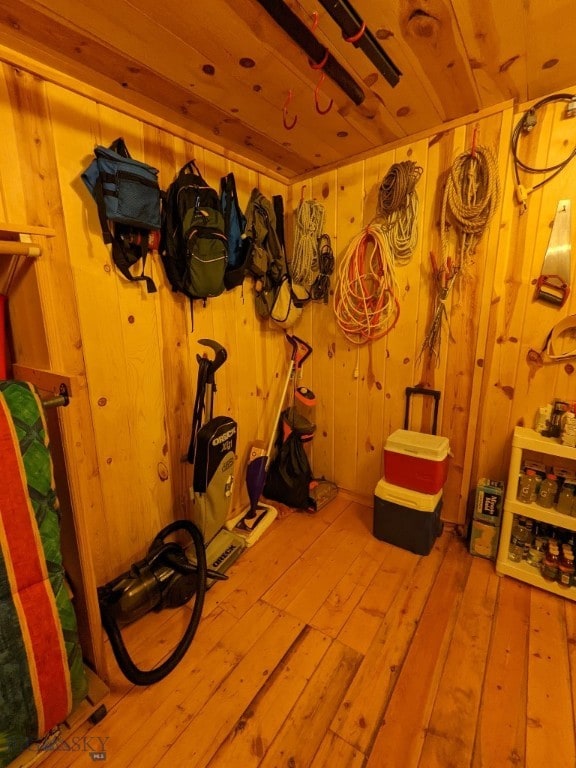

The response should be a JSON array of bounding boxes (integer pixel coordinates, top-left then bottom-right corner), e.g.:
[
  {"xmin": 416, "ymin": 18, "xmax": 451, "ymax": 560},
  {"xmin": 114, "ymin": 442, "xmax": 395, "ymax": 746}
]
[{"xmin": 160, "ymin": 160, "xmax": 227, "ymax": 303}]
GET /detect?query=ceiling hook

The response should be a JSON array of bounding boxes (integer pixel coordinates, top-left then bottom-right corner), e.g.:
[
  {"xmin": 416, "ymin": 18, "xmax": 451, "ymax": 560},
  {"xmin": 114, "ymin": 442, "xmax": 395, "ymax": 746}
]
[
  {"xmin": 314, "ymin": 71, "xmax": 333, "ymax": 115},
  {"xmin": 283, "ymin": 89, "xmax": 298, "ymax": 130},
  {"xmin": 308, "ymin": 48, "xmax": 329, "ymax": 71},
  {"xmin": 344, "ymin": 20, "xmax": 366, "ymax": 44}
]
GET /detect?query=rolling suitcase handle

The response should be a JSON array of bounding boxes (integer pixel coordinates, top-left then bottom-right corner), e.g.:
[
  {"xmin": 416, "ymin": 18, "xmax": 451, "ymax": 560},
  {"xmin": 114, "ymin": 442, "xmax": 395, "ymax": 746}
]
[{"xmin": 404, "ymin": 387, "xmax": 441, "ymax": 435}]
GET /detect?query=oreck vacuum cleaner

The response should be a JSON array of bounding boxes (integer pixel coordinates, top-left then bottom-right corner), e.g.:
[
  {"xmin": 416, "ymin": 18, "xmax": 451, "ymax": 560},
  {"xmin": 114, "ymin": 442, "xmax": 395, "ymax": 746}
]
[
  {"xmin": 98, "ymin": 519, "xmax": 225, "ymax": 686},
  {"xmin": 187, "ymin": 339, "xmax": 246, "ymax": 580}
]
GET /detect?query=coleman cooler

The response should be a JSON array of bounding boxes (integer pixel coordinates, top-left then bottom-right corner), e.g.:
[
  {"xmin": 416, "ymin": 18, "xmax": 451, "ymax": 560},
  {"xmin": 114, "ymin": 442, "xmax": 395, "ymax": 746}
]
[
  {"xmin": 383, "ymin": 429, "xmax": 450, "ymax": 494},
  {"xmin": 373, "ymin": 478, "xmax": 443, "ymax": 555},
  {"xmin": 383, "ymin": 386, "xmax": 450, "ymax": 494}
]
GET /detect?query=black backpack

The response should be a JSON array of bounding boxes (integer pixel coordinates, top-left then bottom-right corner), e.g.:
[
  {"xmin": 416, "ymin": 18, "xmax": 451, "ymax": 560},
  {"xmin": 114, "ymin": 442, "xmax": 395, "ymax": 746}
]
[{"xmin": 160, "ymin": 160, "xmax": 227, "ymax": 304}]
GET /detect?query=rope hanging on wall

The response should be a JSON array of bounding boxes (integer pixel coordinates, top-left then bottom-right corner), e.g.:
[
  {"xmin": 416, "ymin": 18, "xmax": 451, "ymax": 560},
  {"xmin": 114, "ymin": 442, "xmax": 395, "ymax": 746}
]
[
  {"xmin": 440, "ymin": 144, "xmax": 500, "ymax": 268},
  {"xmin": 421, "ymin": 140, "xmax": 500, "ymax": 361},
  {"xmin": 290, "ymin": 199, "xmax": 326, "ymax": 290},
  {"xmin": 377, "ymin": 160, "xmax": 423, "ymax": 265},
  {"xmin": 309, "ymin": 234, "xmax": 334, "ymax": 303},
  {"xmin": 333, "ymin": 224, "xmax": 400, "ymax": 344}
]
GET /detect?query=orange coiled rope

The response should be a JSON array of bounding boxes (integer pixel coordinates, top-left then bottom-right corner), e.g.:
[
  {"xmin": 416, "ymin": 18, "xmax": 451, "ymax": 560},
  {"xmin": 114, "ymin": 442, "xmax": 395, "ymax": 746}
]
[{"xmin": 333, "ymin": 225, "xmax": 400, "ymax": 344}]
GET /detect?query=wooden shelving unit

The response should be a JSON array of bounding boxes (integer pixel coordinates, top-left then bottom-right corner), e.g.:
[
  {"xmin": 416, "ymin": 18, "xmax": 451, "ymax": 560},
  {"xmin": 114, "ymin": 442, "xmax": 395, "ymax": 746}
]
[{"xmin": 496, "ymin": 426, "xmax": 576, "ymax": 600}]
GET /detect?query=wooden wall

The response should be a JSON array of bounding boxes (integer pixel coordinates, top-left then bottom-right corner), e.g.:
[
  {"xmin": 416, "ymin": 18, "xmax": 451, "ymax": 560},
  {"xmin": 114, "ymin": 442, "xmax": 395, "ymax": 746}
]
[
  {"xmin": 300, "ymin": 94, "xmax": 576, "ymax": 524},
  {"xmin": 0, "ymin": 61, "xmax": 289, "ymax": 669},
  {"xmin": 298, "ymin": 107, "xmax": 513, "ymax": 525},
  {"xmin": 299, "ymin": 91, "xmax": 576, "ymax": 527},
  {"xmin": 1, "ymin": 47, "xmax": 576, "ymax": 671}
]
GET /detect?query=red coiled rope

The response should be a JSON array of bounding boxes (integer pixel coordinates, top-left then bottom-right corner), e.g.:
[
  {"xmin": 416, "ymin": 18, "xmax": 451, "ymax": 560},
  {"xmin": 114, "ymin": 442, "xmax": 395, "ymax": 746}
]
[{"xmin": 333, "ymin": 225, "xmax": 400, "ymax": 344}]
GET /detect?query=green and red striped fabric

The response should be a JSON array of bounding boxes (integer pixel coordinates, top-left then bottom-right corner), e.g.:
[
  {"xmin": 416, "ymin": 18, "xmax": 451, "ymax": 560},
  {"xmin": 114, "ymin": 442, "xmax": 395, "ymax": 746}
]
[{"xmin": 0, "ymin": 381, "xmax": 87, "ymax": 767}]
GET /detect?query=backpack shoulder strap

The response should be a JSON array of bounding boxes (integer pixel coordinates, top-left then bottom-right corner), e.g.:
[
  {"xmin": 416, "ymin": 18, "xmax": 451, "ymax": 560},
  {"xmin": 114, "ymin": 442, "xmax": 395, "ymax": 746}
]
[
  {"xmin": 112, "ymin": 228, "xmax": 157, "ymax": 294},
  {"xmin": 272, "ymin": 194, "xmax": 286, "ymax": 252},
  {"xmin": 220, "ymin": 173, "xmax": 242, "ymax": 229}
]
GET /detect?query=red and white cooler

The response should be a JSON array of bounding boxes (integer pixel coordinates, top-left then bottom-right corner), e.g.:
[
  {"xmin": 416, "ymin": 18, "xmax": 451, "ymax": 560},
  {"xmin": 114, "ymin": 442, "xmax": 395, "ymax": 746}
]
[{"xmin": 384, "ymin": 429, "xmax": 450, "ymax": 495}]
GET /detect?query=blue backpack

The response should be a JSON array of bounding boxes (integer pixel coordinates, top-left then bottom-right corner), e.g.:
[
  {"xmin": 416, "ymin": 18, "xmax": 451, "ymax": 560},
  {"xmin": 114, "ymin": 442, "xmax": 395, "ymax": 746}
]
[
  {"xmin": 220, "ymin": 173, "xmax": 250, "ymax": 290},
  {"xmin": 82, "ymin": 137, "xmax": 161, "ymax": 293}
]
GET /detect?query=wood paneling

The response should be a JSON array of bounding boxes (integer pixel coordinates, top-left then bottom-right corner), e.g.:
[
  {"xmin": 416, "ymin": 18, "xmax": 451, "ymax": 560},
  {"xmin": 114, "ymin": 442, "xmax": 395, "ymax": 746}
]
[
  {"xmin": 2, "ymin": 1, "xmax": 576, "ymax": 177},
  {"xmin": 303, "ymin": 109, "xmax": 512, "ymax": 525}
]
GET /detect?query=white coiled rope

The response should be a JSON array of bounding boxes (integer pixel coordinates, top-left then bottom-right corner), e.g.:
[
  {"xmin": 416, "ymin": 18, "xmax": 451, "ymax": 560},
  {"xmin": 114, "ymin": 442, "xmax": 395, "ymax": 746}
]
[
  {"xmin": 291, "ymin": 199, "xmax": 325, "ymax": 288},
  {"xmin": 333, "ymin": 224, "xmax": 400, "ymax": 345}
]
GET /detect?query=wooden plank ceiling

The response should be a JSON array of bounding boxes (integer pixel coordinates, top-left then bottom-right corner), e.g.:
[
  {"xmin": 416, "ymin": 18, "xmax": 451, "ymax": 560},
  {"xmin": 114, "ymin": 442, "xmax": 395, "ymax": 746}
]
[{"xmin": 0, "ymin": 0, "xmax": 575, "ymax": 180}]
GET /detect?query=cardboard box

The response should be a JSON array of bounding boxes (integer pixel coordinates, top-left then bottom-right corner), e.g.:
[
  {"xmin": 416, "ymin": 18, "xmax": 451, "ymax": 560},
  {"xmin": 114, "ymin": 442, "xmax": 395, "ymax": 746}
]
[
  {"xmin": 469, "ymin": 519, "xmax": 500, "ymax": 560},
  {"xmin": 473, "ymin": 478, "xmax": 504, "ymax": 524}
]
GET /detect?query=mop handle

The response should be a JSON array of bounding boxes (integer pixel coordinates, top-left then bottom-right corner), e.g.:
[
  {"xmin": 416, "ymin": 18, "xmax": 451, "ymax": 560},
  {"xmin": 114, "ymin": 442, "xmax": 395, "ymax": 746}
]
[
  {"xmin": 264, "ymin": 358, "xmax": 295, "ymax": 463},
  {"xmin": 263, "ymin": 335, "xmax": 312, "ymax": 463}
]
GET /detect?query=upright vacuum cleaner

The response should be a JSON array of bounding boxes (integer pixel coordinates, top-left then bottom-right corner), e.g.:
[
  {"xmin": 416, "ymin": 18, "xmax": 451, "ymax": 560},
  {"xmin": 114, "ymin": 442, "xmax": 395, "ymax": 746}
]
[{"xmin": 187, "ymin": 339, "xmax": 246, "ymax": 580}]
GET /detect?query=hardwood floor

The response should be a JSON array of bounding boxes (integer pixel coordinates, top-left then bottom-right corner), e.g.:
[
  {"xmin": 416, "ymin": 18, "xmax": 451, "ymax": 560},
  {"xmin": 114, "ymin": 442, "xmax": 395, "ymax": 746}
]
[{"xmin": 39, "ymin": 494, "xmax": 576, "ymax": 767}]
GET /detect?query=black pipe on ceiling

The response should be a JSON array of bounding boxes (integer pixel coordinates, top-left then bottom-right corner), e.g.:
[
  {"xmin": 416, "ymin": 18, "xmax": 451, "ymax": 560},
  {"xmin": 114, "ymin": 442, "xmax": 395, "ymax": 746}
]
[
  {"xmin": 254, "ymin": 0, "xmax": 365, "ymax": 106},
  {"xmin": 317, "ymin": 0, "xmax": 402, "ymax": 87}
]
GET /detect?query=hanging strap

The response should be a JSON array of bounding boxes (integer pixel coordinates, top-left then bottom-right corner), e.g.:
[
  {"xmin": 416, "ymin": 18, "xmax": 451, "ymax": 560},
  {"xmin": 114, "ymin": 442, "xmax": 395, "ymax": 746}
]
[
  {"xmin": 220, "ymin": 173, "xmax": 242, "ymax": 229},
  {"xmin": 273, "ymin": 194, "xmax": 286, "ymax": 252},
  {"xmin": 112, "ymin": 229, "xmax": 157, "ymax": 294}
]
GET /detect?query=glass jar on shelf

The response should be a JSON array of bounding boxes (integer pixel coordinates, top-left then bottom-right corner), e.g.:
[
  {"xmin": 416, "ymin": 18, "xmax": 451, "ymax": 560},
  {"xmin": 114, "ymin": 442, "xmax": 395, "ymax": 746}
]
[{"xmin": 536, "ymin": 474, "xmax": 558, "ymax": 509}]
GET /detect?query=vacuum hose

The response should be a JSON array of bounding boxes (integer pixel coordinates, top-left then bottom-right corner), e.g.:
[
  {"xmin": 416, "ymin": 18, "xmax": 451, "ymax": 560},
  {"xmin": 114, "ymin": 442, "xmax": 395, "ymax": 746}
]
[{"xmin": 100, "ymin": 520, "xmax": 208, "ymax": 686}]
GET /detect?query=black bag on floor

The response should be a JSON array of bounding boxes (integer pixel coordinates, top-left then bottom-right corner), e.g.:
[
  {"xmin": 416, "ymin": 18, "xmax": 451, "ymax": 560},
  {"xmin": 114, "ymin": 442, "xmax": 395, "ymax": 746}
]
[{"xmin": 263, "ymin": 409, "xmax": 315, "ymax": 511}]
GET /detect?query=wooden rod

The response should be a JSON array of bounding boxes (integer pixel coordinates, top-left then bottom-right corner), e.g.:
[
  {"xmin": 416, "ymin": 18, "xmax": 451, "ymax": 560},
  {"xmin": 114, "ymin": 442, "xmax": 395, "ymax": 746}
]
[{"xmin": 0, "ymin": 241, "xmax": 41, "ymax": 257}]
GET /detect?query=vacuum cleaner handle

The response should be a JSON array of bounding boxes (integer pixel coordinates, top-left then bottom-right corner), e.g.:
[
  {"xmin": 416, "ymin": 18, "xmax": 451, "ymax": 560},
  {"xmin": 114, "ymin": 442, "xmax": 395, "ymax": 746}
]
[
  {"xmin": 197, "ymin": 338, "xmax": 227, "ymax": 379},
  {"xmin": 195, "ymin": 338, "xmax": 227, "ymax": 424}
]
